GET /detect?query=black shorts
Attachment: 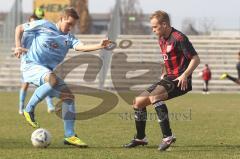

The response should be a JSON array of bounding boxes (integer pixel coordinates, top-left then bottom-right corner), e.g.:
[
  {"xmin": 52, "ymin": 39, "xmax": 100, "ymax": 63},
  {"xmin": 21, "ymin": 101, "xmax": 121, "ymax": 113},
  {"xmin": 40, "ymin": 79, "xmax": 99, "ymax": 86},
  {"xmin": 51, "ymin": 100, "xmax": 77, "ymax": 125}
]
[{"xmin": 146, "ymin": 76, "xmax": 192, "ymax": 100}]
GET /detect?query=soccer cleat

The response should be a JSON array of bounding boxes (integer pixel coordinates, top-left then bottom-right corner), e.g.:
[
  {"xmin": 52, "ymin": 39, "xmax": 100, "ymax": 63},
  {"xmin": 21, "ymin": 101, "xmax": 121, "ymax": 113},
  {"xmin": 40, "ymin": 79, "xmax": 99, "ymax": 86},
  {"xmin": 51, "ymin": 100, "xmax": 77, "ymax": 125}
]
[
  {"xmin": 23, "ymin": 111, "xmax": 40, "ymax": 128},
  {"xmin": 123, "ymin": 136, "xmax": 148, "ymax": 148},
  {"xmin": 158, "ymin": 135, "xmax": 176, "ymax": 151},
  {"xmin": 220, "ymin": 73, "xmax": 228, "ymax": 80},
  {"xmin": 64, "ymin": 136, "xmax": 88, "ymax": 148}
]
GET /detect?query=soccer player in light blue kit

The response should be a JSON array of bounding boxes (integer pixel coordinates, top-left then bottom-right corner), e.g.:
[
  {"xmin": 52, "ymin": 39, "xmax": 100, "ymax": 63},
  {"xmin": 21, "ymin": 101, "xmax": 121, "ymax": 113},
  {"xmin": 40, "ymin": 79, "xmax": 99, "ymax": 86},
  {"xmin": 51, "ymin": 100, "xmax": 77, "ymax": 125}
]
[
  {"xmin": 19, "ymin": 10, "xmax": 55, "ymax": 115},
  {"xmin": 14, "ymin": 7, "xmax": 112, "ymax": 147}
]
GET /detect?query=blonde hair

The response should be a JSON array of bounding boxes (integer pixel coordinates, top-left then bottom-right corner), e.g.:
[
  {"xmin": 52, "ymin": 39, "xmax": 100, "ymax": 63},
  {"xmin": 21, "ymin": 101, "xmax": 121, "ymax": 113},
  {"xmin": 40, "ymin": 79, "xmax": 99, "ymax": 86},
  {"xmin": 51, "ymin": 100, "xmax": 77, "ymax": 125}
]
[
  {"xmin": 61, "ymin": 7, "xmax": 79, "ymax": 20},
  {"xmin": 150, "ymin": 10, "xmax": 170, "ymax": 25}
]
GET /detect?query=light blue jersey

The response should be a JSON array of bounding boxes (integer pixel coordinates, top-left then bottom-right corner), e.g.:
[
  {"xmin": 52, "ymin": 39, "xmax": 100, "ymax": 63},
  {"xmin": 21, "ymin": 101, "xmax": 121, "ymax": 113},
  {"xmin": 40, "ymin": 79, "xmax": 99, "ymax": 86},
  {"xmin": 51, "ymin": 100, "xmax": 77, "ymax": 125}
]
[
  {"xmin": 20, "ymin": 30, "xmax": 35, "ymax": 71},
  {"xmin": 22, "ymin": 20, "xmax": 82, "ymax": 70},
  {"xmin": 22, "ymin": 31, "xmax": 35, "ymax": 49},
  {"xmin": 21, "ymin": 20, "xmax": 82, "ymax": 138}
]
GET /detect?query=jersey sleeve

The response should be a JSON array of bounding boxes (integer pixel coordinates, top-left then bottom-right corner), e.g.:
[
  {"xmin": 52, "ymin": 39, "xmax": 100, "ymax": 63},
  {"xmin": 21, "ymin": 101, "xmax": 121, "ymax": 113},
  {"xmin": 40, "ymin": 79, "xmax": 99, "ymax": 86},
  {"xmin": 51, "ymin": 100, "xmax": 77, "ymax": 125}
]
[
  {"xmin": 69, "ymin": 34, "xmax": 84, "ymax": 50},
  {"xmin": 22, "ymin": 20, "xmax": 47, "ymax": 32},
  {"xmin": 179, "ymin": 36, "xmax": 198, "ymax": 60}
]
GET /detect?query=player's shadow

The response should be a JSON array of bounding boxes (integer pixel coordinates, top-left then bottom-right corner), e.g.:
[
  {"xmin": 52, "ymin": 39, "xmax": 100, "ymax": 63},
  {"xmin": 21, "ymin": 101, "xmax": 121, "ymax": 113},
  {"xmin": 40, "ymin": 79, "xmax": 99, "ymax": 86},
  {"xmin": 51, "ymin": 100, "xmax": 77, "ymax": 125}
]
[
  {"xmin": 173, "ymin": 144, "xmax": 240, "ymax": 152},
  {"xmin": 46, "ymin": 145, "xmax": 152, "ymax": 150},
  {"xmin": 48, "ymin": 145, "xmax": 125, "ymax": 149},
  {"xmin": 2, "ymin": 138, "xmax": 240, "ymax": 151},
  {"xmin": 48, "ymin": 144, "xmax": 160, "ymax": 150}
]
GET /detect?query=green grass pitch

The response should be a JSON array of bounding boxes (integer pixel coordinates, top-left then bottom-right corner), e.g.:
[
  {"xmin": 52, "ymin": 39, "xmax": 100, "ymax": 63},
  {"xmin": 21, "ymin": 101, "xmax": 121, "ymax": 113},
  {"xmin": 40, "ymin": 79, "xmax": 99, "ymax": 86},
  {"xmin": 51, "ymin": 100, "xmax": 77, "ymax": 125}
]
[{"xmin": 0, "ymin": 92, "xmax": 240, "ymax": 159}]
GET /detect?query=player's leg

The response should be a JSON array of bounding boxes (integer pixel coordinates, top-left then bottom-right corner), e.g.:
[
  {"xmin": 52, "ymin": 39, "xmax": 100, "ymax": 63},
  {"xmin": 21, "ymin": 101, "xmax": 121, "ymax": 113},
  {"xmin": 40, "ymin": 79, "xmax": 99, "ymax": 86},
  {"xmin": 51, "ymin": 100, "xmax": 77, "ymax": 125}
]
[
  {"xmin": 123, "ymin": 91, "xmax": 150, "ymax": 148},
  {"xmin": 225, "ymin": 74, "xmax": 237, "ymax": 82},
  {"xmin": 24, "ymin": 71, "xmax": 57, "ymax": 128},
  {"xmin": 124, "ymin": 81, "xmax": 170, "ymax": 148},
  {"xmin": 149, "ymin": 84, "xmax": 176, "ymax": 151},
  {"xmin": 25, "ymin": 72, "xmax": 57, "ymax": 111},
  {"xmin": 237, "ymin": 62, "xmax": 240, "ymax": 79},
  {"xmin": 225, "ymin": 74, "xmax": 238, "ymax": 83},
  {"xmin": 49, "ymin": 79, "xmax": 87, "ymax": 147},
  {"xmin": 62, "ymin": 89, "xmax": 87, "ymax": 147},
  {"xmin": 236, "ymin": 62, "xmax": 240, "ymax": 84},
  {"xmin": 155, "ymin": 77, "xmax": 192, "ymax": 151},
  {"xmin": 134, "ymin": 91, "xmax": 152, "ymax": 138},
  {"xmin": 220, "ymin": 73, "xmax": 239, "ymax": 84},
  {"xmin": 205, "ymin": 80, "xmax": 209, "ymax": 94},
  {"xmin": 203, "ymin": 80, "xmax": 207, "ymax": 94},
  {"xmin": 150, "ymin": 86, "xmax": 171, "ymax": 137},
  {"xmin": 45, "ymin": 96, "xmax": 55, "ymax": 113},
  {"xmin": 19, "ymin": 82, "xmax": 29, "ymax": 115}
]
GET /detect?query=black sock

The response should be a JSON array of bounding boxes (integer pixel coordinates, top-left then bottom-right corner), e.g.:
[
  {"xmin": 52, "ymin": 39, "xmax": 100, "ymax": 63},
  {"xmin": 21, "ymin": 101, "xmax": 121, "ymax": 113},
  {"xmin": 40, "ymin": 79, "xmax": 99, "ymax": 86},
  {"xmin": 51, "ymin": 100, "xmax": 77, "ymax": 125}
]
[
  {"xmin": 226, "ymin": 75, "xmax": 237, "ymax": 82},
  {"xmin": 153, "ymin": 101, "xmax": 172, "ymax": 138},
  {"xmin": 134, "ymin": 108, "xmax": 147, "ymax": 139}
]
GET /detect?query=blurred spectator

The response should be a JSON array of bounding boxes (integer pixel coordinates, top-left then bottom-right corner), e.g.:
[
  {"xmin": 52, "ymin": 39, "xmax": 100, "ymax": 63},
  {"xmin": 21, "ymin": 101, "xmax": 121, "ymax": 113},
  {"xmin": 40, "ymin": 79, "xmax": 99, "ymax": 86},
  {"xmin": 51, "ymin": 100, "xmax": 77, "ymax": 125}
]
[{"xmin": 201, "ymin": 64, "xmax": 211, "ymax": 94}]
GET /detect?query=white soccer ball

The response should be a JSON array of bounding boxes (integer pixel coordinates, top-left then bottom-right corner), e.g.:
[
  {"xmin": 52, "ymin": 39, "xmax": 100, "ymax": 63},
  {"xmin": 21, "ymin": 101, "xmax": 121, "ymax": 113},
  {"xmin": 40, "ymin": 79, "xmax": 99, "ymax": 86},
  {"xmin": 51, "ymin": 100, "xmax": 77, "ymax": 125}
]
[{"xmin": 31, "ymin": 128, "xmax": 51, "ymax": 148}]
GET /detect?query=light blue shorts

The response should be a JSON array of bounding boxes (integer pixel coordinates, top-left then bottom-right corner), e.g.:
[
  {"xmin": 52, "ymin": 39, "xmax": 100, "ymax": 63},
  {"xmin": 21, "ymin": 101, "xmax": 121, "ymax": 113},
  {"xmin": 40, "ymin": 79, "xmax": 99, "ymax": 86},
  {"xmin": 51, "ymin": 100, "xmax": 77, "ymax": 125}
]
[
  {"xmin": 22, "ymin": 63, "xmax": 51, "ymax": 86},
  {"xmin": 22, "ymin": 62, "xmax": 66, "ymax": 98}
]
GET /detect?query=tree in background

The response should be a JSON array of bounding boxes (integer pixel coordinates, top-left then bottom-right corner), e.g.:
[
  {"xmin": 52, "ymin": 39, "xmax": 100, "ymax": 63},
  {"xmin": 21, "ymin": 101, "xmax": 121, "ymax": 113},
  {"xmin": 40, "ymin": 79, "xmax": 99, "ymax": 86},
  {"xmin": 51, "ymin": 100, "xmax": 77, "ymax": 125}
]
[
  {"xmin": 199, "ymin": 17, "xmax": 215, "ymax": 35},
  {"xmin": 121, "ymin": 0, "xmax": 148, "ymax": 34},
  {"xmin": 182, "ymin": 18, "xmax": 199, "ymax": 35},
  {"xmin": 182, "ymin": 17, "xmax": 215, "ymax": 35},
  {"xmin": 71, "ymin": 0, "xmax": 91, "ymax": 34}
]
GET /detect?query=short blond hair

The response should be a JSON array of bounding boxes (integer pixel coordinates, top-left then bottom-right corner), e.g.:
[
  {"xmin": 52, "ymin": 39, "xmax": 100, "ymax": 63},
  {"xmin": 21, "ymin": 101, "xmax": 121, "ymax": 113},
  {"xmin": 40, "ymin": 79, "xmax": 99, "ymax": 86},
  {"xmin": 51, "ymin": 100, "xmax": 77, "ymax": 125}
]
[
  {"xmin": 61, "ymin": 7, "xmax": 79, "ymax": 20},
  {"xmin": 150, "ymin": 10, "xmax": 170, "ymax": 25}
]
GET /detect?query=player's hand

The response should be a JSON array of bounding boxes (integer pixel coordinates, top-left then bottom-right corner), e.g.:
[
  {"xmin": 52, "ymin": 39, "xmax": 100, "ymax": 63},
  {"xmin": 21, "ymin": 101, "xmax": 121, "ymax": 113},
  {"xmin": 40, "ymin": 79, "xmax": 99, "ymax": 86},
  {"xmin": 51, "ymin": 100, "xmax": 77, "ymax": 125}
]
[
  {"xmin": 12, "ymin": 47, "xmax": 28, "ymax": 58},
  {"xmin": 100, "ymin": 39, "xmax": 114, "ymax": 49},
  {"xmin": 160, "ymin": 73, "xmax": 166, "ymax": 79},
  {"xmin": 174, "ymin": 74, "xmax": 188, "ymax": 91}
]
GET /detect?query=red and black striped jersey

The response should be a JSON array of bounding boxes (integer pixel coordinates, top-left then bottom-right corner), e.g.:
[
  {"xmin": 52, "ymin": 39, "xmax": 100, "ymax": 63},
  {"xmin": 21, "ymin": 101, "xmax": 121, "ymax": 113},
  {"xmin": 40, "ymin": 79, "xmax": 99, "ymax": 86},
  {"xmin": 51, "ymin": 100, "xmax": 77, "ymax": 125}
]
[{"xmin": 159, "ymin": 27, "xmax": 197, "ymax": 79}]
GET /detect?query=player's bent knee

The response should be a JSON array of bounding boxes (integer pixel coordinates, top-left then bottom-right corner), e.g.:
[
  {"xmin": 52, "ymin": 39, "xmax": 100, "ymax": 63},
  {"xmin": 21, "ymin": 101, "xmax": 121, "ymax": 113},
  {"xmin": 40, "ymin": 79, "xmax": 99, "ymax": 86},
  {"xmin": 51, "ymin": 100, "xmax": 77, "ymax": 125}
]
[
  {"xmin": 149, "ymin": 96, "xmax": 159, "ymax": 104},
  {"xmin": 60, "ymin": 89, "xmax": 75, "ymax": 101},
  {"xmin": 133, "ymin": 98, "xmax": 149, "ymax": 109},
  {"xmin": 49, "ymin": 73, "xmax": 58, "ymax": 87},
  {"xmin": 62, "ymin": 93, "xmax": 74, "ymax": 101},
  {"xmin": 133, "ymin": 98, "xmax": 141, "ymax": 109},
  {"xmin": 44, "ymin": 73, "xmax": 58, "ymax": 87},
  {"xmin": 149, "ymin": 94, "xmax": 168, "ymax": 104}
]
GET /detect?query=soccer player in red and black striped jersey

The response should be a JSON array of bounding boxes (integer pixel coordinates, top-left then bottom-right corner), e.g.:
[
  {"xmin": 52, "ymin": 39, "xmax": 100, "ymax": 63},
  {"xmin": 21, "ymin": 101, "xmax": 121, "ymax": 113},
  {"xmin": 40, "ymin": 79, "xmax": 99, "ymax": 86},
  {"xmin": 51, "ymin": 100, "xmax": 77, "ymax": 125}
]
[{"xmin": 124, "ymin": 10, "xmax": 200, "ymax": 151}]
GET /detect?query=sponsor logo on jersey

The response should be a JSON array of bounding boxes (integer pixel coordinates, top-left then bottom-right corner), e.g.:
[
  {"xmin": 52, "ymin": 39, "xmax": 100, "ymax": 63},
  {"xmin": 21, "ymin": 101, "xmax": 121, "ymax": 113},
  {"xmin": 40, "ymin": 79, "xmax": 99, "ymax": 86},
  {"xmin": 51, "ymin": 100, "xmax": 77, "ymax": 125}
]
[
  {"xmin": 162, "ymin": 54, "xmax": 168, "ymax": 61},
  {"xmin": 65, "ymin": 40, "xmax": 68, "ymax": 46},
  {"xmin": 50, "ymin": 42, "xmax": 59, "ymax": 49},
  {"xmin": 166, "ymin": 44, "xmax": 172, "ymax": 53}
]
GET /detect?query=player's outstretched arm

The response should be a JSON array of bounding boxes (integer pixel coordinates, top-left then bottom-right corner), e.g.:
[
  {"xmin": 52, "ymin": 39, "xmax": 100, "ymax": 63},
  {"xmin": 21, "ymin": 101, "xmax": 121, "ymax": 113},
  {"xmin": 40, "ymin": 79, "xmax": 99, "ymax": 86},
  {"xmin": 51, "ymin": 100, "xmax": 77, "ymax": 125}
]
[
  {"xmin": 15, "ymin": 25, "xmax": 24, "ymax": 49},
  {"xmin": 14, "ymin": 24, "xmax": 27, "ymax": 58},
  {"xmin": 74, "ymin": 39, "xmax": 112, "ymax": 52}
]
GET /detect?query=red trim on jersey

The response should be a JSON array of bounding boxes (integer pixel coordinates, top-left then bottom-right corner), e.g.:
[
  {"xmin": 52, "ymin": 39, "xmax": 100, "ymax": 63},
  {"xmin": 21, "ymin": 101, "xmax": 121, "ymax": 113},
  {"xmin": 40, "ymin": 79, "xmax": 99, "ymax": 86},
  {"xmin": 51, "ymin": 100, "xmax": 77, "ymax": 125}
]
[
  {"xmin": 170, "ymin": 47, "xmax": 179, "ymax": 76},
  {"xmin": 158, "ymin": 28, "xmax": 197, "ymax": 79},
  {"xmin": 172, "ymin": 31, "xmax": 183, "ymax": 41}
]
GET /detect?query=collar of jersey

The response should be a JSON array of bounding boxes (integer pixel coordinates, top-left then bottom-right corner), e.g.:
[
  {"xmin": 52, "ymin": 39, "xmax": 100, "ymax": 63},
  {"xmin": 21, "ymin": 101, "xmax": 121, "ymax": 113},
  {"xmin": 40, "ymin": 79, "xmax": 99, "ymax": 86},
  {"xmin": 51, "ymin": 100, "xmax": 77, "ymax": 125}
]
[{"xmin": 55, "ymin": 23, "xmax": 68, "ymax": 35}]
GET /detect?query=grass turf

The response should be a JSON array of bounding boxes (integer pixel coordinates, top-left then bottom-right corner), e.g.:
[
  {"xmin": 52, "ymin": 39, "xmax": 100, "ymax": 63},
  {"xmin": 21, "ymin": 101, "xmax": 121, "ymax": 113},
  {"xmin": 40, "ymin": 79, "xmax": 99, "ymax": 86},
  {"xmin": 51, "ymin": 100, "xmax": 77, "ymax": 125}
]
[{"xmin": 0, "ymin": 92, "xmax": 239, "ymax": 159}]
